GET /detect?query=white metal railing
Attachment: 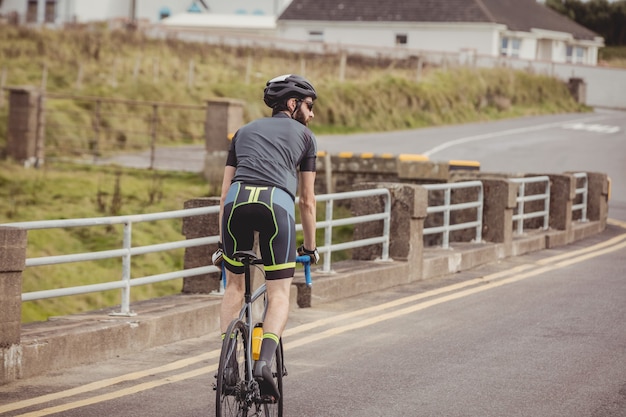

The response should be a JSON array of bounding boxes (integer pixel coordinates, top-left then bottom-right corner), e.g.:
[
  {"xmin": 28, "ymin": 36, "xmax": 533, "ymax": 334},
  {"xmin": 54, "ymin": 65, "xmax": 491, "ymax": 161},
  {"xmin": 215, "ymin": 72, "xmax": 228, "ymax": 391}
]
[
  {"xmin": 6, "ymin": 207, "xmax": 221, "ymax": 316},
  {"xmin": 311, "ymin": 188, "xmax": 391, "ymax": 273},
  {"xmin": 572, "ymin": 172, "xmax": 588, "ymax": 222},
  {"xmin": 3, "ymin": 188, "xmax": 390, "ymax": 315},
  {"xmin": 510, "ymin": 176, "xmax": 551, "ymax": 235},
  {"xmin": 422, "ymin": 181, "xmax": 484, "ymax": 249}
]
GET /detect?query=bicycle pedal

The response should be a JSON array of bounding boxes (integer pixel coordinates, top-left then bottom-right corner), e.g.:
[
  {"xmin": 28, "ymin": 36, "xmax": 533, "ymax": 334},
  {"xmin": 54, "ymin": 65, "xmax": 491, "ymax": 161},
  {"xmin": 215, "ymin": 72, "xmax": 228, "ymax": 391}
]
[{"xmin": 259, "ymin": 394, "xmax": 278, "ymax": 404}]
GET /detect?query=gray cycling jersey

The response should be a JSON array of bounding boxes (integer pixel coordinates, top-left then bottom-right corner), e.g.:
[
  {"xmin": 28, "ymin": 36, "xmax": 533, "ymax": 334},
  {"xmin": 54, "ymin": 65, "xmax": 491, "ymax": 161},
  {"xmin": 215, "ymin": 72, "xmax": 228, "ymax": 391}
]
[{"xmin": 226, "ymin": 113, "xmax": 317, "ymax": 199}]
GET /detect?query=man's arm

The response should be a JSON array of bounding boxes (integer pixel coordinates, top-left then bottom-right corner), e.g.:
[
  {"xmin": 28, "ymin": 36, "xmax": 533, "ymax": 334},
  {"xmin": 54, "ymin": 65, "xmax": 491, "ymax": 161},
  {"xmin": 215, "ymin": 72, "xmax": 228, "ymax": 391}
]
[
  {"xmin": 218, "ymin": 165, "xmax": 236, "ymax": 239},
  {"xmin": 298, "ymin": 170, "xmax": 317, "ymax": 250}
]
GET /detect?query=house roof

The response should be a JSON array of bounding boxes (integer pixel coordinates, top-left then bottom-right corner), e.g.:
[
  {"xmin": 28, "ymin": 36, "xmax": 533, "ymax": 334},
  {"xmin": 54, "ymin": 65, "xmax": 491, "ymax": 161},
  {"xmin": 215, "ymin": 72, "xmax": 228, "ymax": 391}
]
[{"xmin": 278, "ymin": 0, "xmax": 599, "ymax": 41}]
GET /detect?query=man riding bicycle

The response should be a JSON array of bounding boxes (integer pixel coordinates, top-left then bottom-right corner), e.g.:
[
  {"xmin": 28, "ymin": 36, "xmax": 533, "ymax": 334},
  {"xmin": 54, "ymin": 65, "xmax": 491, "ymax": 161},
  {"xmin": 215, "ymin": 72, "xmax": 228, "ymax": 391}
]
[{"xmin": 213, "ymin": 74, "xmax": 320, "ymax": 400}]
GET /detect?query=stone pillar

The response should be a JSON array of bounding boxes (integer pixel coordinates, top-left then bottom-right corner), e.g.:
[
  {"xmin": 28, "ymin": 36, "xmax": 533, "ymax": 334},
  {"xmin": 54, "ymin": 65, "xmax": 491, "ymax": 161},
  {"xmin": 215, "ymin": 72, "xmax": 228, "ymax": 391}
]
[
  {"xmin": 203, "ymin": 98, "xmax": 244, "ymax": 185},
  {"xmin": 586, "ymin": 172, "xmax": 609, "ymax": 228},
  {"xmin": 181, "ymin": 197, "xmax": 221, "ymax": 294},
  {"xmin": 351, "ymin": 183, "xmax": 428, "ymax": 281},
  {"xmin": 6, "ymin": 86, "xmax": 44, "ymax": 167},
  {"xmin": 547, "ymin": 174, "xmax": 574, "ymax": 231},
  {"xmin": 481, "ymin": 179, "xmax": 517, "ymax": 253},
  {"xmin": 0, "ymin": 226, "xmax": 27, "ymax": 384},
  {"xmin": 567, "ymin": 77, "xmax": 586, "ymax": 104}
]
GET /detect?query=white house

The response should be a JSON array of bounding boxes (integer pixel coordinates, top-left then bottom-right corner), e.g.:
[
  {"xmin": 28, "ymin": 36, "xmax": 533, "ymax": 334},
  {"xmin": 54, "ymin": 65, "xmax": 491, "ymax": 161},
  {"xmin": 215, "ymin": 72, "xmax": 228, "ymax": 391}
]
[
  {"xmin": 0, "ymin": 0, "xmax": 290, "ymax": 25},
  {"xmin": 277, "ymin": 0, "xmax": 604, "ymax": 65}
]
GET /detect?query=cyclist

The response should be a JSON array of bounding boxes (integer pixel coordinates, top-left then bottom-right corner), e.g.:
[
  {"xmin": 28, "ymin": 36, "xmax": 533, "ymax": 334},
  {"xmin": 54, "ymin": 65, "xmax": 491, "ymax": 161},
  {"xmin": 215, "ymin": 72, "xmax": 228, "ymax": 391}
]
[{"xmin": 213, "ymin": 74, "xmax": 320, "ymax": 400}]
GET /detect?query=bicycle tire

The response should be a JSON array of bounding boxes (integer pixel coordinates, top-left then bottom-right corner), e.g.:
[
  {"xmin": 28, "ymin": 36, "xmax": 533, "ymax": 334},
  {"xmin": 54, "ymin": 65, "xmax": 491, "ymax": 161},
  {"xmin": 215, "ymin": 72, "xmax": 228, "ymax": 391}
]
[
  {"xmin": 216, "ymin": 319, "xmax": 248, "ymax": 417},
  {"xmin": 260, "ymin": 340, "xmax": 284, "ymax": 417}
]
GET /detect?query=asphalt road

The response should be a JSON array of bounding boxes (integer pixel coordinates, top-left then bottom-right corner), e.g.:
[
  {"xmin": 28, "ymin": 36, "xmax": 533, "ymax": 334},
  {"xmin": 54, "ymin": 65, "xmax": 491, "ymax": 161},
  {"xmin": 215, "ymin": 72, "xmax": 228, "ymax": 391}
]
[{"xmin": 2, "ymin": 110, "xmax": 625, "ymax": 417}]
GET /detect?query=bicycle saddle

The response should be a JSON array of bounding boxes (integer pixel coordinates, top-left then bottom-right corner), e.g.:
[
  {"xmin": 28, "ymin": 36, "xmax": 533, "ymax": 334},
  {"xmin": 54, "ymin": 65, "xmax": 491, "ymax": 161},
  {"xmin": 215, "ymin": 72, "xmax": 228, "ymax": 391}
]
[{"xmin": 232, "ymin": 250, "xmax": 260, "ymax": 262}]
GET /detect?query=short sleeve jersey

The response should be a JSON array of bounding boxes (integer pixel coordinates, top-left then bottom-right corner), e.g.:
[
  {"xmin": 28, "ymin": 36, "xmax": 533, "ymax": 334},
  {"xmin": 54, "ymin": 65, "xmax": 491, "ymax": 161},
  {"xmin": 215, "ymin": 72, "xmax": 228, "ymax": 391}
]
[{"xmin": 226, "ymin": 113, "xmax": 317, "ymax": 199}]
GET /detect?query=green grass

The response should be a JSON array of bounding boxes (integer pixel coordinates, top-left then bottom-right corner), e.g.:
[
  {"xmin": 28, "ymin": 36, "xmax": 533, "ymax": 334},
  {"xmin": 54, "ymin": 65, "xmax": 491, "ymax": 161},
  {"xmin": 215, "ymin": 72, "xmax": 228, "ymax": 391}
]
[{"xmin": 0, "ymin": 25, "xmax": 595, "ymax": 322}]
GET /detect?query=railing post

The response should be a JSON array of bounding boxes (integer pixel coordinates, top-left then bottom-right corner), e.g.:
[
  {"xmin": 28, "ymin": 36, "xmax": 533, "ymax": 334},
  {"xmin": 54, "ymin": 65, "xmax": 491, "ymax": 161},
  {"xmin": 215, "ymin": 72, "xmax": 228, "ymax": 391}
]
[
  {"xmin": 321, "ymin": 199, "xmax": 334, "ymax": 273},
  {"xmin": 0, "ymin": 226, "xmax": 27, "ymax": 384},
  {"xmin": 5, "ymin": 86, "xmax": 43, "ymax": 167},
  {"xmin": 91, "ymin": 99, "xmax": 101, "ymax": 162},
  {"xmin": 352, "ymin": 183, "xmax": 428, "ymax": 282},
  {"xmin": 182, "ymin": 197, "xmax": 222, "ymax": 294},
  {"xmin": 110, "ymin": 221, "xmax": 135, "ymax": 316},
  {"xmin": 585, "ymin": 172, "xmax": 609, "ymax": 228},
  {"xmin": 547, "ymin": 174, "xmax": 575, "ymax": 232},
  {"xmin": 149, "ymin": 104, "xmax": 158, "ymax": 170},
  {"xmin": 516, "ymin": 181, "xmax": 526, "ymax": 234},
  {"xmin": 442, "ymin": 188, "xmax": 451, "ymax": 248},
  {"xmin": 480, "ymin": 179, "xmax": 517, "ymax": 256},
  {"xmin": 203, "ymin": 98, "xmax": 244, "ymax": 185}
]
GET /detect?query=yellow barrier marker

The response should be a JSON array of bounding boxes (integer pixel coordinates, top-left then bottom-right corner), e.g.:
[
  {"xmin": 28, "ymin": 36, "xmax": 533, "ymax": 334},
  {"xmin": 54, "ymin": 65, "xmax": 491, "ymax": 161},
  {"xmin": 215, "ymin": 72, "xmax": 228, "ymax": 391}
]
[
  {"xmin": 317, "ymin": 150, "xmax": 327, "ymax": 157},
  {"xmin": 338, "ymin": 152, "xmax": 354, "ymax": 158},
  {"xmin": 449, "ymin": 160, "xmax": 480, "ymax": 170},
  {"xmin": 398, "ymin": 154, "xmax": 429, "ymax": 162},
  {"xmin": 361, "ymin": 152, "xmax": 375, "ymax": 159},
  {"xmin": 380, "ymin": 153, "xmax": 394, "ymax": 159}
]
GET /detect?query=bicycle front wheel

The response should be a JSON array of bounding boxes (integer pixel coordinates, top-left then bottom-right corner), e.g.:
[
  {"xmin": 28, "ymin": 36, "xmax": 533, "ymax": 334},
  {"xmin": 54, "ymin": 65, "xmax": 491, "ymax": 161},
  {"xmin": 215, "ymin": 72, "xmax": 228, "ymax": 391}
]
[{"xmin": 216, "ymin": 319, "xmax": 248, "ymax": 417}]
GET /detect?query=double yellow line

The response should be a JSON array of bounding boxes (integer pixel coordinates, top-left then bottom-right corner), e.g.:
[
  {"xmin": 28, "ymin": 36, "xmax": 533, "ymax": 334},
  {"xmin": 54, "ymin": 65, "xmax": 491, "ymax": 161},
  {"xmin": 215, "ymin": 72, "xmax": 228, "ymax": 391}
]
[{"xmin": 4, "ymin": 219, "xmax": 626, "ymax": 416}]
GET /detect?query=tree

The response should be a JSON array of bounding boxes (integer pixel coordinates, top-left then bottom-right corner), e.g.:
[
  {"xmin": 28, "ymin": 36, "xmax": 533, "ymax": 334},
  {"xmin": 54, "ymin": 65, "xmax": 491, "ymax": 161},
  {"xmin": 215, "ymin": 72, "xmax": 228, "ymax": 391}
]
[{"xmin": 545, "ymin": 0, "xmax": 626, "ymax": 45}]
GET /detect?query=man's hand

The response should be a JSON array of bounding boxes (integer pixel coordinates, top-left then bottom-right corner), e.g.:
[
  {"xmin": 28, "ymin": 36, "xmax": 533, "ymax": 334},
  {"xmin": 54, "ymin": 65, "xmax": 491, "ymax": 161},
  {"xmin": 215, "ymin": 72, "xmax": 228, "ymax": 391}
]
[
  {"xmin": 297, "ymin": 244, "xmax": 320, "ymax": 264},
  {"xmin": 212, "ymin": 242, "xmax": 224, "ymax": 266}
]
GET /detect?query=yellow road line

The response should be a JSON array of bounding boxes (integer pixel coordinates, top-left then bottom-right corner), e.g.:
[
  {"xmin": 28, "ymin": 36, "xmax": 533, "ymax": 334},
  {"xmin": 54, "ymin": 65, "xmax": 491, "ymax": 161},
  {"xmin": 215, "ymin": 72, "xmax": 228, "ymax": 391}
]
[
  {"xmin": 0, "ymin": 351, "xmax": 220, "ymax": 414},
  {"xmin": 13, "ymin": 364, "xmax": 218, "ymax": 417},
  {"xmin": 608, "ymin": 218, "xmax": 626, "ymax": 229},
  {"xmin": 6, "ymin": 224, "xmax": 626, "ymax": 416}
]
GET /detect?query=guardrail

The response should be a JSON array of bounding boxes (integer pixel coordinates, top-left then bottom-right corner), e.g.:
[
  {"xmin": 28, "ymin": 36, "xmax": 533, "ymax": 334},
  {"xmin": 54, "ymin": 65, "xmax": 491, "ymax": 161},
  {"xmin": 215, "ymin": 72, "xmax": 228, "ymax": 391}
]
[
  {"xmin": 422, "ymin": 181, "xmax": 484, "ymax": 249},
  {"xmin": 4, "ymin": 188, "xmax": 390, "ymax": 316},
  {"xmin": 314, "ymin": 188, "xmax": 391, "ymax": 273},
  {"xmin": 510, "ymin": 176, "xmax": 551, "ymax": 235},
  {"xmin": 7, "ymin": 207, "xmax": 221, "ymax": 316}
]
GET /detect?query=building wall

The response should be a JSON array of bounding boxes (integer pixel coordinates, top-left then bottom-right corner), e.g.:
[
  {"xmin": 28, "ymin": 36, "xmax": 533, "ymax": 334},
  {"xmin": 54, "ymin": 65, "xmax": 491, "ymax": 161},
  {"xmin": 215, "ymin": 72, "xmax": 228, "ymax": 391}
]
[
  {"xmin": 279, "ymin": 22, "xmax": 502, "ymax": 56},
  {"xmin": 0, "ymin": 0, "xmax": 294, "ymax": 24},
  {"xmin": 278, "ymin": 20, "xmax": 600, "ymax": 65}
]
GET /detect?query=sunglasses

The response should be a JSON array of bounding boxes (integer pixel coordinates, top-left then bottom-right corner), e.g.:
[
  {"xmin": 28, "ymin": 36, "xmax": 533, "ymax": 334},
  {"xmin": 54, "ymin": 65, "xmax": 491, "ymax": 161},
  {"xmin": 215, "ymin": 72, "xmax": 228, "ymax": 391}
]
[{"xmin": 302, "ymin": 100, "xmax": 314, "ymax": 111}]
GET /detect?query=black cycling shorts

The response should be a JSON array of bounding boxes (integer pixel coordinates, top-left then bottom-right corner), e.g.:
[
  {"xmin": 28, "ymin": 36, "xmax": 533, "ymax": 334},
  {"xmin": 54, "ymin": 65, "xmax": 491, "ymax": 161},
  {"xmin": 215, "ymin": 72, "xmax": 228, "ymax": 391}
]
[{"xmin": 222, "ymin": 182, "xmax": 296, "ymax": 280}]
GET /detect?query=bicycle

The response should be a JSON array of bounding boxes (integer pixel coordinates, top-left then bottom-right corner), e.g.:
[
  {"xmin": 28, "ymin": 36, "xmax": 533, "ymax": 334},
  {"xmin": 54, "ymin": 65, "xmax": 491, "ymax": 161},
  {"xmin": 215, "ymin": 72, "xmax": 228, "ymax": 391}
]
[{"xmin": 215, "ymin": 250, "xmax": 312, "ymax": 417}]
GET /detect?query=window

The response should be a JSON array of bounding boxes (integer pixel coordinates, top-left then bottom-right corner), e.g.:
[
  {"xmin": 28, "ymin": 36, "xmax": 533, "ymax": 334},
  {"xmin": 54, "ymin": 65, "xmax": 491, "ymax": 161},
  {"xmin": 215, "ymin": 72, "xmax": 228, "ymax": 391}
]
[
  {"xmin": 26, "ymin": 0, "xmax": 38, "ymax": 23},
  {"xmin": 309, "ymin": 30, "xmax": 324, "ymax": 42},
  {"xmin": 395, "ymin": 34, "xmax": 408, "ymax": 46},
  {"xmin": 26, "ymin": 0, "xmax": 56, "ymax": 24},
  {"xmin": 159, "ymin": 7, "xmax": 171, "ymax": 20},
  {"xmin": 44, "ymin": 0, "xmax": 56, "ymax": 23},
  {"xmin": 501, "ymin": 37, "xmax": 521, "ymax": 58},
  {"xmin": 566, "ymin": 45, "xmax": 586, "ymax": 64}
]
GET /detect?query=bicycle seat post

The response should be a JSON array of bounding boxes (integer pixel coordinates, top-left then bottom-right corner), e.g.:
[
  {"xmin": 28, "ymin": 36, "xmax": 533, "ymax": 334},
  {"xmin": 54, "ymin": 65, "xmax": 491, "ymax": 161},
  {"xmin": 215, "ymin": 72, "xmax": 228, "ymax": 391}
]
[{"xmin": 233, "ymin": 250, "xmax": 259, "ymax": 313}]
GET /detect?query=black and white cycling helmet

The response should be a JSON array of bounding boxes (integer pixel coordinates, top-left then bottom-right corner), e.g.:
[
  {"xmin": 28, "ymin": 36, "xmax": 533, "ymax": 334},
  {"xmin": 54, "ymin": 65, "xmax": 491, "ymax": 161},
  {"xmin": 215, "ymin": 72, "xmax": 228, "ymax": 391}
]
[{"xmin": 263, "ymin": 74, "xmax": 317, "ymax": 108}]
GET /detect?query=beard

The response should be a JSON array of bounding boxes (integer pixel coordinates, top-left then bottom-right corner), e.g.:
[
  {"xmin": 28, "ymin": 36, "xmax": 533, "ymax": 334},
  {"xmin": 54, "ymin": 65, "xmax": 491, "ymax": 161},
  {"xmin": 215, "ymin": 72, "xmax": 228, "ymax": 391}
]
[{"xmin": 293, "ymin": 108, "xmax": 308, "ymax": 126}]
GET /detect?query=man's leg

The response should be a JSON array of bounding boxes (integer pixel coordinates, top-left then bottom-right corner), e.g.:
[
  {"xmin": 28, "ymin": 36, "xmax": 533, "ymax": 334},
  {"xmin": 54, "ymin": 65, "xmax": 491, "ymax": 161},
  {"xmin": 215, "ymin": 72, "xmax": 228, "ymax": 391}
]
[
  {"xmin": 254, "ymin": 277, "xmax": 293, "ymax": 400},
  {"xmin": 219, "ymin": 270, "xmax": 245, "ymax": 333},
  {"xmin": 261, "ymin": 278, "xmax": 293, "ymax": 337}
]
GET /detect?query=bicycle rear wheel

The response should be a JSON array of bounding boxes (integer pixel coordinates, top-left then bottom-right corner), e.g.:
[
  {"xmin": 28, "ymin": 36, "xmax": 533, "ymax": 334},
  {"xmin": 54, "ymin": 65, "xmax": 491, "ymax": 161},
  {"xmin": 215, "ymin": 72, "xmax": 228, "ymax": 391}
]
[
  {"xmin": 259, "ymin": 339, "xmax": 284, "ymax": 417},
  {"xmin": 216, "ymin": 319, "xmax": 248, "ymax": 417}
]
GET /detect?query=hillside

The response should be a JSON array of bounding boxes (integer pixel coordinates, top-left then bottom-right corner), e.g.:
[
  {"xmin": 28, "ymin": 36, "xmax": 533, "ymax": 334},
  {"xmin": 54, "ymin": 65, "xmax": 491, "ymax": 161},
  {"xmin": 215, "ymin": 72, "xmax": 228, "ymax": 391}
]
[{"xmin": 0, "ymin": 24, "xmax": 591, "ymax": 322}]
